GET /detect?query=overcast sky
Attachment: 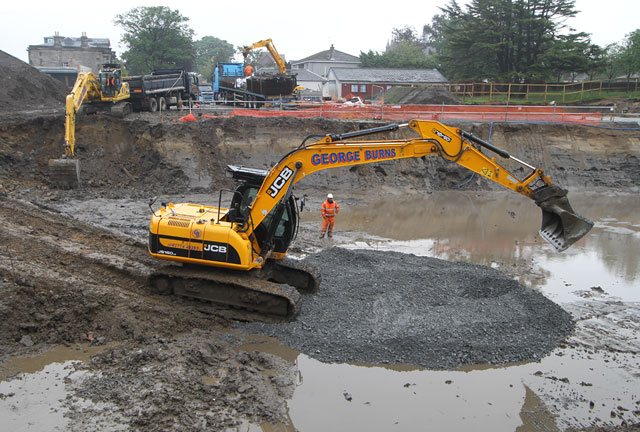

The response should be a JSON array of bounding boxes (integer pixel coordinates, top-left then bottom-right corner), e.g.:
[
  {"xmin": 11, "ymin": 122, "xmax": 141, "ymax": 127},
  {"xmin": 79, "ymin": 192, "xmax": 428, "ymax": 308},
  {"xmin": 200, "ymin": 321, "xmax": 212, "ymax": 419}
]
[{"xmin": 2, "ymin": 0, "xmax": 639, "ymax": 64}]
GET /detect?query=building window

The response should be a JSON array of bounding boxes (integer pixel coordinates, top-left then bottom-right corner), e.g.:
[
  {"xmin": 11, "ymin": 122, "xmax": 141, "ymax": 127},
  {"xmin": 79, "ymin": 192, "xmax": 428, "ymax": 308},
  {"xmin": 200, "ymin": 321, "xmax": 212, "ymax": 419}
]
[
  {"xmin": 351, "ymin": 84, "xmax": 358, "ymax": 93},
  {"xmin": 62, "ymin": 61, "xmax": 68, "ymax": 67},
  {"xmin": 360, "ymin": 85, "xmax": 366, "ymax": 93}
]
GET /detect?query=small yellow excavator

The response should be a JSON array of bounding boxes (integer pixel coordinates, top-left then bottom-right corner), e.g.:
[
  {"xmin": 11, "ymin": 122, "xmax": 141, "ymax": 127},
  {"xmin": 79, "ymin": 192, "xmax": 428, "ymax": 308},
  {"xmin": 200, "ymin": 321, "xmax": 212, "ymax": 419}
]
[
  {"xmin": 147, "ymin": 120, "xmax": 593, "ymax": 318},
  {"xmin": 48, "ymin": 64, "xmax": 130, "ymax": 188},
  {"xmin": 242, "ymin": 38, "xmax": 287, "ymax": 74}
]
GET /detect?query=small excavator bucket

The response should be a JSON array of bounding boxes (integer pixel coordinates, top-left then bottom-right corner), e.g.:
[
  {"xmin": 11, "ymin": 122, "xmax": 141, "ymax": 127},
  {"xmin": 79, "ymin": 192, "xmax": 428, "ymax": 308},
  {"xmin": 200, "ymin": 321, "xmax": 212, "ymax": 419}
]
[
  {"xmin": 48, "ymin": 158, "xmax": 80, "ymax": 189},
  {"xmin": 531, "ymin": 185, "xmax": 593, "ymax": 252}
]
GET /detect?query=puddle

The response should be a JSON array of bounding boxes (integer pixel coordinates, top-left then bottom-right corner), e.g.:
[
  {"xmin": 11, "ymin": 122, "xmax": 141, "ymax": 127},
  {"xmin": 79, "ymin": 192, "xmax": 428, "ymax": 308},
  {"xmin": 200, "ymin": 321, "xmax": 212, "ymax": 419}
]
[
  {"xmin": 1, "ymin": 344, "xmax": 106, "ymax": 381},
  {"xmin": 0, "ymin": 344, "xmax": 108, "ymax": 431},
  {"xmin": 232, "ymin": 331, "xmax": 636, "ymax": 431},
  {"xmin": 237, "ymin": 338, "xmax": 639, "ymax": 432}
]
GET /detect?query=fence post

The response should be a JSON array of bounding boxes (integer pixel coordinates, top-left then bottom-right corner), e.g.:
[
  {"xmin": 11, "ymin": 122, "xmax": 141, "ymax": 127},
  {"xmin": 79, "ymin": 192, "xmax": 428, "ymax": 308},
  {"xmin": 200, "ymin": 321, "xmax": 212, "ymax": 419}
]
[
  {"xmin": 580, "ymin": 82, "xmax": 584, "ymax": 102},
  {"xmin": 489, "ymin": 83, "xmax": 493, "ymax": 103},
  {"xmin": 562, "ymin": 84, "xmax": 566, "ymax": 103},
  {"xmin": 507, "ymin": 83, "xmax": 512, "ymax": 104},
  {"xmin": 544, "ymin": 84, "xmax": 548, "ymax": 103}
]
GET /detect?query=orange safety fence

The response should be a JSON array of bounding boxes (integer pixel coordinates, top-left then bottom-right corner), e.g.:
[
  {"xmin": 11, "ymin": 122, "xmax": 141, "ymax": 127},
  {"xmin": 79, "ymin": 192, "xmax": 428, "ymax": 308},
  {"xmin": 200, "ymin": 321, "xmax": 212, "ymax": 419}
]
[{"xmin": 195, "ymin": 103, "xmax": 606, "ymax": 125}]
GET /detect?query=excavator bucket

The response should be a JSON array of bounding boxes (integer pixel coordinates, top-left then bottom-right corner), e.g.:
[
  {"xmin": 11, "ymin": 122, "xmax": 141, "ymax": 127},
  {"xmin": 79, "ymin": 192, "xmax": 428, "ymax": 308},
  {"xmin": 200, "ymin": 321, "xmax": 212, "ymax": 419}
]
[
  {"xmin": 531, "ymin": 185, "xmax": 593, "ymax": 252},
  {"xmin": 48, "ymin": 158, "xmax": 80, "ymax": 189}
]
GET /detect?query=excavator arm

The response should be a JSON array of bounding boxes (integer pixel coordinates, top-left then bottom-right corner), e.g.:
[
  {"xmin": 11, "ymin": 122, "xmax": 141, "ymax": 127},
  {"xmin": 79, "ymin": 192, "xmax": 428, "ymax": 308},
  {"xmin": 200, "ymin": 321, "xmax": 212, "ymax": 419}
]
[
  {"xmin": 242, "ymin": 38, "xmax": 287, "ymax": 74},
  {"xmin": 50, "ymin": 67, "xmax": 130, "ymax": 188},
  {"xmin": 63, "ymin": 72, "xmax": 102, "ymax": 157},
  {"xmin": 245, "ymin": 120, "xmax": 593, "ymax": 254}
]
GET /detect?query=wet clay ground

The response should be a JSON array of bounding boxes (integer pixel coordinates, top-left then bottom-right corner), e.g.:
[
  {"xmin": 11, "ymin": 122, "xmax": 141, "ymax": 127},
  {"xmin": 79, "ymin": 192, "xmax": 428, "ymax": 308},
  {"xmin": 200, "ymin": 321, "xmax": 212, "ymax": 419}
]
[{"xmin": 0, "ymin": 106, "xmax": 639, "ymax": 431}]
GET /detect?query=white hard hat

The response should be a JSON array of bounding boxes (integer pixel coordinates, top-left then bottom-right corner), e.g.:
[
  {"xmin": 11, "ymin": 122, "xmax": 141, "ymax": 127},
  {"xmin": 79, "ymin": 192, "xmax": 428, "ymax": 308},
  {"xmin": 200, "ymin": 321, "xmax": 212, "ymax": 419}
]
[{"xmin": 327, "ymin": 193, "xmax": 333, "ymax": 199}]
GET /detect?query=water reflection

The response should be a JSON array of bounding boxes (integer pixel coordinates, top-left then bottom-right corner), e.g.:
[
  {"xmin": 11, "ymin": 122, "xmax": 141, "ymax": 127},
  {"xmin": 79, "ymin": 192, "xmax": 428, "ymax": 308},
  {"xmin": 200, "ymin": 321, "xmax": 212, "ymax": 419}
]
[
  {"xmin": 314, "ymin": 190, "xmax": 640, "ymax": 302},
  {"xmin": 239, "ymin": 339, "xmax": 639, "ymax": 432}
]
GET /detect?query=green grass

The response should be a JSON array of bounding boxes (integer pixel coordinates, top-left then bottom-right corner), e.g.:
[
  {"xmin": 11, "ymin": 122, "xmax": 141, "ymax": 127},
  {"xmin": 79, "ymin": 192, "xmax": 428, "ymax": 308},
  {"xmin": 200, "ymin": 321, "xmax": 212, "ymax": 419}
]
[{"xmin": 457, "ymin": 90, "xmax": 640, "ymax": 105}]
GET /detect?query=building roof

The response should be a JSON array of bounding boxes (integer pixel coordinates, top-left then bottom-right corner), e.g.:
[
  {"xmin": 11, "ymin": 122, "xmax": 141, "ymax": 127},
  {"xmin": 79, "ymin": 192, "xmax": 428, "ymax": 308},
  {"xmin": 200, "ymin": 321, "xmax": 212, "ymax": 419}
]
[
  {"xmin": 293, "ymin": 68, "xmax": 328, "ymax": 82},
  {"xmin": 293, "ymin": 45, "xmax": 360, "ymax": 64},
  {"xmin": 31, "ymin": 35, "xmax": 111, "ymax": 49},
  {"xmin": 329, "ymin": 67, "xmax": 448, "ymax": 83}
]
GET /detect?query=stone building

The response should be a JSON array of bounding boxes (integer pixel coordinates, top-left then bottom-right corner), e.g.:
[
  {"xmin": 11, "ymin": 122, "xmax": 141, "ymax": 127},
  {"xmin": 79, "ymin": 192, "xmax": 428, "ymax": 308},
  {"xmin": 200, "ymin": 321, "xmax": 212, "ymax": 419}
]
[{"xmin": 28, "ymin": 32, "xmax": 115, "ymax": 74}]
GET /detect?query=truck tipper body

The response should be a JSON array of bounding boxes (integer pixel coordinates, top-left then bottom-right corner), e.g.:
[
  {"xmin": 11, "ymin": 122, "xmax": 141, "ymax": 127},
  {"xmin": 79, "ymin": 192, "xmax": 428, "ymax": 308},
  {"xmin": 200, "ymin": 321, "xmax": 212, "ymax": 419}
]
[{"xmin": 124, "ymin": 69, "xmax": 199, "ymax": 112}]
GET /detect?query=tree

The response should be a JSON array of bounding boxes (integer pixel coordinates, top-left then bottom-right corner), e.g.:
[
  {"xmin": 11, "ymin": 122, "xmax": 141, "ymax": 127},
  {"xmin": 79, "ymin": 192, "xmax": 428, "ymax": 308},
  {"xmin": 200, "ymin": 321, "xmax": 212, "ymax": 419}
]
[
  {"xmin": 360, "ymin": 26, "xmax": 437, "ymax": 69},
  {"xmin": 617, "ymin": 29, "xmax": 640, "ymax": 78},
  {"xmin": 194, "ymin": 36, "xmax": 235, "ymax": 80},
  {"xmin": 392, "ymin": 25, "xmax": 420, "ymax": 44},
  {"xmin": 422, "ymin": 11, "xmax": 451, "ymax": 54},
  {"xmin": 115, "ymin": 6, "xmax": 194, "ymax": 75},
  {"xmin": 436, "ymin": 0, "xmax": 588, "ymax": 82},
  {"xmin": 539, "ymin": 33, "xmax": 593, "ymax": 81}
]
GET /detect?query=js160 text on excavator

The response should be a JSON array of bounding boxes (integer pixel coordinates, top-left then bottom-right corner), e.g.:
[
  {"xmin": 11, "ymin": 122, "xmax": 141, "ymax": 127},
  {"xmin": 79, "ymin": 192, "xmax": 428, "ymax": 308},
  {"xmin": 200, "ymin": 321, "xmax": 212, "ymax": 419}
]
[
  {"xmin": 49, "ymin": 64, "xmax": 130, "ymax": 189},
  {"xmin": 148, "ymin": 120, "xmax": 593, "ymax": 319}
]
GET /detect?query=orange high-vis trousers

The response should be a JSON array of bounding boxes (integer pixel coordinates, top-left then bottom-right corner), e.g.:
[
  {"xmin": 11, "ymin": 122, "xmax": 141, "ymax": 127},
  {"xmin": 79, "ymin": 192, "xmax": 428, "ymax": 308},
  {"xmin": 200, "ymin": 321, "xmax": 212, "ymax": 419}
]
[{"xmin": 322, "ymin": 216, "xmax": 335, "ymax": 236}]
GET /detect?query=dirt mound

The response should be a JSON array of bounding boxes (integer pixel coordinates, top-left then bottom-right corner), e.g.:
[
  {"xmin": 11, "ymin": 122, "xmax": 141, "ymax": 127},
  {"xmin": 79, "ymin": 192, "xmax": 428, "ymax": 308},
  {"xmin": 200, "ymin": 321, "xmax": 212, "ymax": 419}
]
[
  {"xmin": 383, "ymin": 86, "xmax": 460, "ymax": 105},
  {"xmin": 65, "ymin": 331, "xmax": 297, "ymax": 430},
  {"xmin": 240, "ymin": 247, "xmax": 574, "ymax": 369},
  {"xmin": 0, "ymin": 50, "xmax": 67, "ymax": 113}
]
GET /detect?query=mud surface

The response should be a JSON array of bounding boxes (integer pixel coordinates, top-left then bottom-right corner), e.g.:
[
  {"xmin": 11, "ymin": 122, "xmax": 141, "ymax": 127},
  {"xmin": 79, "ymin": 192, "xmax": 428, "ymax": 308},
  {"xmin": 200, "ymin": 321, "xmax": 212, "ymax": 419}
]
[{"xmin": 241, "ymin": 247, "xmax": 574, "ymax": 369}]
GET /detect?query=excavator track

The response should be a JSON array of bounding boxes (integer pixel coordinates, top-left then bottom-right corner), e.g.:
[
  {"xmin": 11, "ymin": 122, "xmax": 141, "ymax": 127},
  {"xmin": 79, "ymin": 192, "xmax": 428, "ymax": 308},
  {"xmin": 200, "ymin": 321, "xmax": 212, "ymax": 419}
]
[{"xmin": 148, "ymin": 258, "xmax": 319, "ymax": 320}]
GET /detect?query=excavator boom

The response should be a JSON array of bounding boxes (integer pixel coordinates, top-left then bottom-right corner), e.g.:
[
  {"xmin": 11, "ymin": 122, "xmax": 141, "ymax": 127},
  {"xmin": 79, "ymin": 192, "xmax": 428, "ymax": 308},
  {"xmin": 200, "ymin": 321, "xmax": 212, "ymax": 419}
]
[
  {"xmin": 245, "ymin": 120, "xmax": 592, "ymax": 252},
  {"xmin": 242, "ymin": 38, "xmax": 287, "ymax": 74}
]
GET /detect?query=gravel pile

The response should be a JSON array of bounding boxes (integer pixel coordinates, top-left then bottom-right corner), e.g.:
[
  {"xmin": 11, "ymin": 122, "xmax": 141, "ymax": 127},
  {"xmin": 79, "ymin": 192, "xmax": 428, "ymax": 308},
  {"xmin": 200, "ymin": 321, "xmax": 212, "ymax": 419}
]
[{"xmin": 239, "ymin": 247, "xmax": 574, "ymax": 369}]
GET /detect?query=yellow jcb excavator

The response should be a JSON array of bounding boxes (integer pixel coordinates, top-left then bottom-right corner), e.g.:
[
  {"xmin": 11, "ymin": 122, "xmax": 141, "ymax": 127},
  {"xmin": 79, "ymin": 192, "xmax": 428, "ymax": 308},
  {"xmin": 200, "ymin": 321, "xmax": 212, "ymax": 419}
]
[
  {"xmin": 147, "ymin": 120, "xmax": 593, "ymax": 318},
  {"xmin": 242, "ymin": 38, "xmax": 287, "ymax": 74},
  {"xmin": 48, "ymin": 64, "xmax": 130, "ymax": 188}
]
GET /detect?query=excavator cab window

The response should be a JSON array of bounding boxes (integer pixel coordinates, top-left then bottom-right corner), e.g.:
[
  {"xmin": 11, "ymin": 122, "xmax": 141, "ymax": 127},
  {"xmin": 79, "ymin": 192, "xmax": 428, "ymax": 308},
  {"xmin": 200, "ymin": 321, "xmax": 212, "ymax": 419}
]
[
  {"xmin": 228, "ymin": 183, "xmax": 258, "ymax": 224},
  {"xmin": 229, "ymin": 182, "xmax": 296, "ymax": 253}
]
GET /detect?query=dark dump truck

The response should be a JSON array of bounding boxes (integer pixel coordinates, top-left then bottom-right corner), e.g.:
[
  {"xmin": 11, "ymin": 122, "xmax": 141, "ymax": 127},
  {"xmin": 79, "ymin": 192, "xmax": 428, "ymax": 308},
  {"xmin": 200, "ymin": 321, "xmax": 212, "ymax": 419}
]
[{"xmin": 124, "ymin": 69, "xmax": 199, "ymax": 112}]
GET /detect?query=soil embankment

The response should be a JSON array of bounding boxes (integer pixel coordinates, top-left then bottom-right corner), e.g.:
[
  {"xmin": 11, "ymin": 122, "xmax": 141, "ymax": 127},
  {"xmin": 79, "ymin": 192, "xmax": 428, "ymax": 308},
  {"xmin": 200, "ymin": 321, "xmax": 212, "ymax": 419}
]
[{"xmin": 0, "ymin": 114, "xmax": 638, "ymax": 199}]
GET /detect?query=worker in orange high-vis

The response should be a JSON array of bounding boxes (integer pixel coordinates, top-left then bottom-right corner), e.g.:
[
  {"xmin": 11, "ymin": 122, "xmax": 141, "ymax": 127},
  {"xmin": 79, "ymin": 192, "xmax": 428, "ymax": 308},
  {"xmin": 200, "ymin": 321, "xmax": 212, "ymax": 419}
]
[{"xmin": 320, "ymin": 193, "xmax": 340, "ymax": 238}]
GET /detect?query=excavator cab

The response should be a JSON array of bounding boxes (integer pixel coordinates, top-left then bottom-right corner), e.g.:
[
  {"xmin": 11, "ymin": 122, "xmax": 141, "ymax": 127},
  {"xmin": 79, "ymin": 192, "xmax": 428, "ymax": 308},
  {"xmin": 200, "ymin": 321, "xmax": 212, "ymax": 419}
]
[{"xmin": 226, "ymin": 165, "xmax": 298, "ymax": 255}]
